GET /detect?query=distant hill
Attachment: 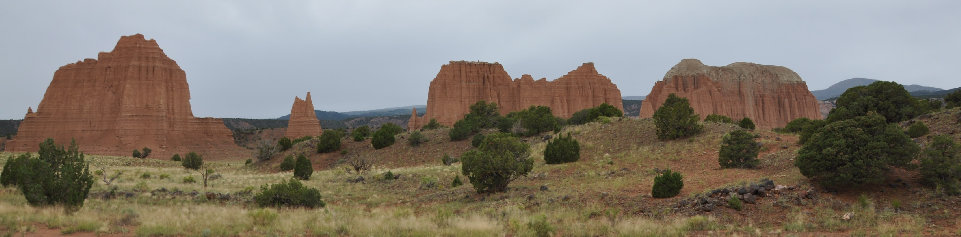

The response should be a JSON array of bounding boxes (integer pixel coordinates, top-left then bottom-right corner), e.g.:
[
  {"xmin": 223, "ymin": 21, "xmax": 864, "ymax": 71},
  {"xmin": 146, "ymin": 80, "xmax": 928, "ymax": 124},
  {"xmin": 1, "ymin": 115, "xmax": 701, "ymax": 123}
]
[
  {"xmin": 812, "ymin": 78, "xmax": 944, "ymax": 100},
  {"xmin": 622, "ymin": 100, "xmax": 642, "ymax": 117},
  {"xmin": 622, "ymin": 96, "xmax": 646, "ymax": 101},
  {"xmin": 0, "ymin": 120, "xmax": 20, "ymax": 137},
  {"xmin": 912, "ymin": 87, "xmax": 961, "ymax": 99},
  {"xmin": 278, "ymin": 105, "xmax": 426, "ymax": 121}
]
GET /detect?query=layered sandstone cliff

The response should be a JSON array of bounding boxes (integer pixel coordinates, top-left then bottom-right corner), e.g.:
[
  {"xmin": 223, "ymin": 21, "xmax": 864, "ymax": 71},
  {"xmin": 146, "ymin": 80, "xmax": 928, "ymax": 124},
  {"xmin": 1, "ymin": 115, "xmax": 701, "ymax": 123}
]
[
  {"xmin": 284, "ymin": 92, "xmax": 323, "ymax": 138},
  {"xmin": 409, "ymin": 61, "xmax": 623, "ymax": 130},
  {"xmin": 638, "ymin": 59, "xmax": 821, "ymax": 128},
  {"xmin": 8, "ymin": 34, "xmax": 244, "ymax": 159}
]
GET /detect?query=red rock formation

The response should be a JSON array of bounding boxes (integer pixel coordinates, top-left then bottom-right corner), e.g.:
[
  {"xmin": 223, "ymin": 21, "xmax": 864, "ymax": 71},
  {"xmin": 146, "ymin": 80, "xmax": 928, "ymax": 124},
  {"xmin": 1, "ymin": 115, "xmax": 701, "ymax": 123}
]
[
  {"xmin": 8, "ymin": 34, "xmax": 244, "ymax": 159},
  {"xmin": 285, "ymin": 92, "xmax": 323, "ymax": 138},
  {"xmin": 409, "ymin": 61, "xmax": 623, "ymax": 130},
  {"xmin": 638, "ymin": 59, "xmax": 821, "ymax": 128}
]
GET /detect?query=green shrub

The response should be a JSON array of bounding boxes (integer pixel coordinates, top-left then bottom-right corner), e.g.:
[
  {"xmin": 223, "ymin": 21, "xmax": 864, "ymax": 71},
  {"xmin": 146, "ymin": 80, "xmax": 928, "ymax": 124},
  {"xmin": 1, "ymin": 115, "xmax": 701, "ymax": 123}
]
[
  {"xmin": 378, "ymin": 123, "xmax": 404, "ymax": 136},
  {"xmin": 544, "ymin": 133, "xmax": 580, "ymax": 164},
  {"xmin": 728, "ymin": 195, "xmax": 743, "ymax": 211},
  {"xmin": 651, "ymin": 169, "xmax": 683, "ymax": 198},
  {"xmin": 253, "ymin": 179, "xmax": 324, "ymax": 208},
  {"xmin": 466, "ymin": 101, "xmax": 500, "ymax": 129},
  {"xmin": 0, "ymin": 153, "xmax": 29, "ymax": 187},
  {"xmin": 798, "ymin": 119, "xmax": 828, "ymax": 145},
  {"xmin": 351, "ymin": 126, "xmax": 370, "ymax": 141},
  {"xmin": 568, "ymin": 107, "xmax": 602, "ymax": 125},
  {"xmin": 514, "ymin": 106, "xmax": 560, "ymax": 136},
  {"xmin": 383, "ymin": 171, "xmax": 397, "ymax": 180},
  {"xmin": 451, "ymin": 176, "xmax": 463, "ymax": 187},
  {"xmin": 181, "ymin": 152, "xmax": 203, "ymax": 170},
  {"xmin": 159, "ymin": 174, "xmax": 170, "ymax": 179},
  {"xmin": 471, "ymin": 133, "xmax": 485, "ymax": 148},
  {"xmin": 597, "ymin": 103, "xmax": 623, "ymax": 117},
  {"xmin": 316, "ymin": 131, "xmax": 343, "ymax": 153},
  {"xmin": 527, "ymin": 214, "xmax": 554, "ymax": 237},
  {"xmin": 920, "ymin": 135, "xmax": 961, "ymax": 195},
  {"xmin": 827, "ymin": 81, "xmax": 921, "ymax": 123},
  {"xmin": 277, "ymin": 137, "xmax": 292, "ymax": 151},
  {"xmin": 245, "ymin": 159, "xmax": 252, "ymax": 166},
  {"xmin": 653, "ymin": 94, "xmax": 702, "ymax": 140},
  {"xmin": 182, "ymin": 176, "xmax": 196, "ymax": 184},
  {"xmin": 738, "ymin": 118, "xmax": 756, "ymax": 130},
  {"xmin": 7, "ymin": 139, "xmax": 95, "ymax": 213},
  {"xmin": 140, "ymin": 172, "xmax": 151, "ymax": 179},
  {"xmin": 946, "ymin": 89, "xmax": 961, "ymax": 109},
  {"xmin": 170, "ymin": 154, "xmax": 181, "ymax": 162},
  {"xmin": 718, "ymin": 130, "xmax": 761, "ymax": 169},
  {"xmin": 280, "ymin": 155, "xmax": 295, "ymax": 171},
  {"xmin": 141, "ymin": 147, "xmax": 151, "ymax": 158},
  {"xmin": 906, "ymin": 122, "xmax": 929, "ymax": 138},
  {"xmin": 497, "ymin": 116, "xmax": 515, "ymax": 133},
  {"xmin": 461, "ymin": 133, "xmax": 533, "ymax": 193},
  {"xmin": 294, "ymin": 154, "xmax": 313, "ymax": 180},
  {"xmin": 423, "ymin": 119, "xmax": 442, "ymax": 130},
  {"xmin": 132, "ymin": 150, "xmax": 142, "ymax": 159},
  {"xmin": 441, "ymin": 154, "xmax": 459, "ymax": 166},
  {"xmin": 292, "ymin": 136, "xmax": 313, "ymax": 144},
  {"xmin": 371, "ymin": 127, "xmax": 396, "ymax": 149},
  {"xmin": 408, "ymin": 131, "xmax": 426, "ymax": 147},
  {"xmin": 795, "ymin": 113, "xmax": 919, "ymax": 189},
  {"xmin": 783, "ymin": 118, "xmax": 813, "ymax": 133},
  {"xmin": 449, "ymin": 118, "xmax": 477, "ymax": 141},
  {"xmin": 704, "ymin": 114, "xmax": 734, "ymax": 124},
  {"xmin": 257, "ymin": 141, "xmax": 277, "ymax": 161}
]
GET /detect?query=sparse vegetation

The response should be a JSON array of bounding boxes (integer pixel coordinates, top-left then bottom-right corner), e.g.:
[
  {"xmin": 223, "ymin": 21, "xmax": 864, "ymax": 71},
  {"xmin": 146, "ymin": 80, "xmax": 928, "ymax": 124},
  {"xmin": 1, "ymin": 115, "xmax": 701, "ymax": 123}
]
[
  {"xmin": 170, "ymin": 154, "xmax": 181, "ymax": 162},
  {"xmin": 568, "ymin": 103, "xmax": 622, "ymax": 125},
  {"xmin": 352, "ymin": 126, "xmax": 371, "ymax": 141},
  {"xmin": 253, "ymin": 179, "xmax": 324, "ymax": 208},
  {"xmin": 461, "ymin": 133, "xmax": 533, "ymax": 193},
  {"xmin": 408, "ymin": 130, "xmax": 426, "ymax": 147},
  {"xmin": 277, "ymin": 137, "xmax": 292, "ymax": 151},
  {"xmin": 704, "ymin": 114, "xmax": 734, "ymax": 124},
  {"xmin": 653, "ymin": 94, "xmax": 702, "ymax": 140},
  {"xmin": 544, "ymin": 133, "xmax": 580, "ymax": 164},
  {"xmin": 945, "ymin": 89, "xmax": 961, "ymax": 109},
  {"xmin": 906, "ymin": 121, "xmax": 929, "ymax": 138},
  {"xmin": 920, "ymin": 135, "xmax": 961, "ymax": 195},
  {"xmin": 795, "ymin": 113, "xmax": 919, "ymax": 189},
  {"xmin": 257, "ymin": 141, "xmax": 277, "ymax": 161},
  {"xmin": 280, "ymin": 155, "xmax": 295, "ymax": 171},
  {"xmin": 738, "ymin": 117, "xmax": 755, "ymax": 130},
  {"xmin": 441, "ymin": 154, "xmax": 459, "ymax": 166},
  {"xmin": 423, "ymin": 119, "xmax": 442, "ymax": 130},
  {"xmin": 727, "ymin": 195, "xmax": 743, "ymax": 211},
  {"xmin": 652, "ymin": 169, "xmax": 683, "ymax": 198},
  {"xmin": 718, "ymin": 130, "xmax": 760, "ymax": 169}
]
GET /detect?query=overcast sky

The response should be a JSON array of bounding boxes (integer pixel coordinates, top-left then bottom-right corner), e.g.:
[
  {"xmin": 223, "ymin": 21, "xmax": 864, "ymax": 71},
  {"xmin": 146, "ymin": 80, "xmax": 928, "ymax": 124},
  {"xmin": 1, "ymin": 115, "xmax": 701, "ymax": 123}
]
[{"xmin": 1, "ymin": 1, "xmax": 959, "ymax": 119}]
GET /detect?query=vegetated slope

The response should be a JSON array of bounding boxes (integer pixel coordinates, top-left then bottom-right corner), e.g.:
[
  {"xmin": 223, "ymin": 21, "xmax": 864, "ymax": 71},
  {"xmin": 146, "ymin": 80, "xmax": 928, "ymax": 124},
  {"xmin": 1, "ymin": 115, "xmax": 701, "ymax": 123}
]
[
  {"xmin": 912, "ymin": 87, "xmax": 961, "ymax": 99},
  {"xmin": 622, "ymin": 100, "xmax": 642, "ymax": 117},
  {"xmin": 0, "ymin": 120, "xmax": 20, "ymax": 137},
  {"xmin": 812, "ymin": 78, "xmax": 944, "ymax": 100},
  {"xmin": 342, "ymin": 105, "xmax": 426, "ymax": 117}
]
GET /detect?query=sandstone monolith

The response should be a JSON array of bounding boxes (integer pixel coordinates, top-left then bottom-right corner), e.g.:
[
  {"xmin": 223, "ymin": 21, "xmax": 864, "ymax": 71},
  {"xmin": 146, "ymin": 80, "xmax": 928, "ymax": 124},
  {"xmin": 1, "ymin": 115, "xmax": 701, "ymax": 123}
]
[{"xmin": 285, "ymin": 92, "xmax": 323, "ymax": 139}]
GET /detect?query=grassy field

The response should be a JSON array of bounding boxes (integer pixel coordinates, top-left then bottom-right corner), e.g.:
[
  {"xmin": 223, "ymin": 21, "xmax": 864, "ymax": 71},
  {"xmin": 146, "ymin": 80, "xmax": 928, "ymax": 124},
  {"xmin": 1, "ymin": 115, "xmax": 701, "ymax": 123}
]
[{"xmin": 0, "ymin": 117, "xmax": 957, "ymax": 236}]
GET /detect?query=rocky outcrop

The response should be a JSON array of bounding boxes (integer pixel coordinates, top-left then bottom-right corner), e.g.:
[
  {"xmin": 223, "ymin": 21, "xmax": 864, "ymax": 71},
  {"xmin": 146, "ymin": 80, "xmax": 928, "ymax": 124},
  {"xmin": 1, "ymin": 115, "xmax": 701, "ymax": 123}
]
[
  {"xmin": 409, "ymin": 61, "xmax": 623, "ymax": 130},
  {"xmin": 638, "ymin": 59, "xmax": 821, "ymax": 128},
  {"xmin": 8, "ymin": 34, "xmax": 244, "ymax": 159},
  {"xmin": 285, "ymin": 92, "xmax": 323, "ymax": 138}
]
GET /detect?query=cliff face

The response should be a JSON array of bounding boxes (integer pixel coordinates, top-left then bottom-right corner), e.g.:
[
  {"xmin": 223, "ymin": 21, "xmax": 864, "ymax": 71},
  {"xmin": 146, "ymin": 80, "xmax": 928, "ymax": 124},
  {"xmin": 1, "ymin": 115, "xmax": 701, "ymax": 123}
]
[
  {"xmin": 409, "ymin": 61, "xmax": 623, "ymax": 130},
  {"xmin": 8, "ymin": 34, "xmax": 243, "ymax": 159},
  {"xmin": 285, "ymin": 92, "xmax": 323, "ymax": 138},
  {"xmin": 638, "ymin": 59, "xmax": 821, "ymax": 128}
]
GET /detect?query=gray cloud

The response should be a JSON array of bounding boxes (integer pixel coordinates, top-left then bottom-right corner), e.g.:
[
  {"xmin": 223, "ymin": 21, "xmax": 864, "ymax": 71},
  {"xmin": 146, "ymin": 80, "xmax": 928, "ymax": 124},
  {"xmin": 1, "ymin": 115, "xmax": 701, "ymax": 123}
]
[{"xmin": 1, "ymin": 1, "xmax": 959, "ymax": 119}]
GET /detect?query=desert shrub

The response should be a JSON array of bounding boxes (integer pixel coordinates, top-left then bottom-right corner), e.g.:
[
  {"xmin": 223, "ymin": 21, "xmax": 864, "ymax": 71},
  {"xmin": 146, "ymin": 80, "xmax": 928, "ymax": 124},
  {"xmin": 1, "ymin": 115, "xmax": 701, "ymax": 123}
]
[
  {"xmin": 378, "ymin": 123, "xmax": 404, "ymax": 136},
  {"xmin": 946, "ymin": 89, "xmax": 961, "ymax": 109},
  {"xmin": 170, "ymin": 154, "xmax": 181, "ymax": 162},
  {"xmin": 449, "ymin": 118, "xmax": 477, "ymax": 141},
  {"xmin": 497, "ymin": 116, "xmax": 515, "ymax": 133},
  {"xmin": 159, "ymin": 173, "xmax": 170, "ymax": 179},
  {"xmin": 783, "ymin": 118, "xmax": 813, "ymax": 133},
  {"xmin": 0, "ymin": 153, "xmax": 29, "ymax": 187},
  {"xmin": 527, "ymin": 214, "xmax": 554, "ymax": 237},
  {"xmin": 316, "ymin": 131, "xmax": 343, "ymax": 153},
  {"xmin": 294, "ymin": 154, "xmax": 313, "ymax": 180},
  {"xmin": 719, "ymin": 130, "xmax": 761, "ymax": 169},
  {"xmin": 441, "ymin": 154, "xmax": 459, "ymax": 166},
  {"xmin": 704, "ymin": 114, "xmax": 734, "ymax": 124},
  {"xmin": 248, "ymin": 209, "xmax": 278, "ymax": 227},
  {"xmin": 141, "ymin": 147, "xmax": 151, "ymax": 158},
  {"xmin": 9, "ymin": 139, "xmax": 94, "ymax": 213},
  {"xmin": 653, "ymin": 94, "xmax": 703, "ymax": 140},
  {"xmin": 728, "ymin": 195, "xmax": 743, "ymax": 211},
  {"xmin": 181, "ymin": 152, "xmax": 203, "ymax": 170},
  {"xmin": 292, "ymin": 136, "xmax": 313, "ymax": 144},
  {"xmin": 280, "ymin": 155, "xmax": 295, "ymax": 171},
  {"xmin": 651, "ymin": 169, "xmax": 683, "ymax": 198},
  {"xmin": 918, "ymin": 98, "xmax": 943, "ymax": 114},
  {"xmin": 795, "ymin": 113, "xmax": 919, "ymax": 189},
  {"xmin": 253, "ymin": 179, "xmax": 324, "ymax": 208},
  {"xmin": 597, "ymin": 103, "xmax": 623, "ymax": 117},
  {"xmin": 461, "ymin": 133, "xmax": 533, "ymax": 193},
  {"xmin": 920, "ymin": 135, "xmax": 961, "ymax": 195},
  {"xmin": 371, "ymin": 127, "xmax": 396, "ymax": 149},
  {"xmin": 738, "ymin": 118, "xmax": 756, "ymax": 130},
  {"xmin": 245, "ymin": 159, "xmax": 252, "ymax": 166},
  {"xmin": 906, "ymin": 122, "xmax": 929, "ymax": 138},
  {"xmin": 466, "ymin": 101, "xmax": 501, "ymax": 129},
  {"xmin": 133, "ymin": 181, "xmax": 149, "ymax": 192},
  {"xmin": 423, "ymin": 119, "xmax": 442, "ymax": 130},
  {"xmin": 182, "ymin": 176, "xmax": 196, "ymax": 183},
  {"xmin": 827, "ymin": 81, "xmax": 921, "ymax": 123},
  {"xmin": 351, "ymin": 126, "xmax": 370, "ymax": 141},
  {"xmin": 471, "ymin": 133, "xmax": 485, "ymax": 148},
  {"xmin": 544, "ymin": 133, "xmax": 580, "ymax": 164},
  {"xmin": 277, "ymin": 137, "xmax": 292, "ymax": 151},
  {"xmin": 382, "ymin": 171, "xmax": 397, "ymax": 180},
  {"xmin": 451, "ymin": 176, "xmax": 463, "ymax": 187},
  {"xmin": 132, "ymin": 150, "xmax": 142, "ymax": 159},
  {"xmin": 140, "ymin": 172, "xmax": 151, "ymax": 179},
  {"xmin": 408, "ymin": 131, "xmax": 426, "ymax": 147},
  {"xmin": 514, "ymin": 106, "xmax": 560, "ymax": 136},
  {"xmin": 568, "ymin": 107, "xmax": 602, "ymax": 125},
  {"xmin": 346, "ymin": 155, "xmax": 372, "ymax": 173},
  {"xmin": 257, "ymin": 141, "xmax": 277, "ymax": 161},
  {"xmin": 798, "ymin": 119, "xmax": 828, "ymax": 145}
]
